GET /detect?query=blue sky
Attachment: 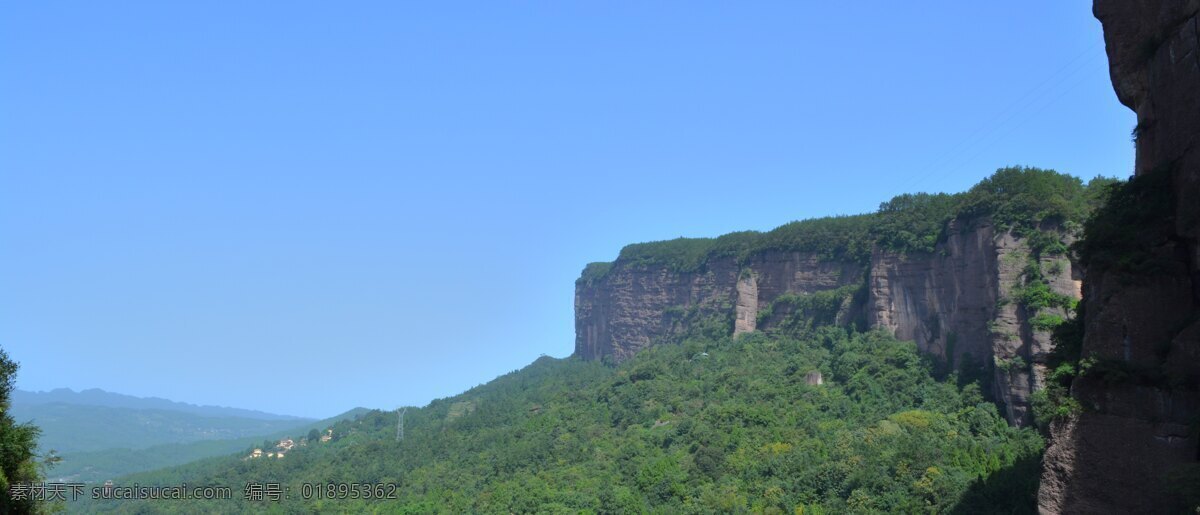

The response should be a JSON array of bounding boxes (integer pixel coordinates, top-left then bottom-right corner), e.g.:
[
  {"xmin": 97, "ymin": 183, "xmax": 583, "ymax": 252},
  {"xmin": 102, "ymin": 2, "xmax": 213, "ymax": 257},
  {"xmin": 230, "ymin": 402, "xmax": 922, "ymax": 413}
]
[{"xmin": 0, "ymin": 1, "xmax": 1133, "ymax": 418}]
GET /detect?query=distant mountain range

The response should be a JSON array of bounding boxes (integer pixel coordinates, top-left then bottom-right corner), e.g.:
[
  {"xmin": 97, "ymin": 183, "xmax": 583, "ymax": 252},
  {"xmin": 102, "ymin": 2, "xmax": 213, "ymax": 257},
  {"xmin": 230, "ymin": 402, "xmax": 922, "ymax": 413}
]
[
  {"xmin": 46, "ymin": 408, "xmax": 370, "ymax": 484},
  {"xmin": 10, "ymin": 403, "xmax": 313, "ymax": 454},
  {"xmin": 9, "ymin": 387, "xmax": 368, "ymax": 483},
  {"xmin": 13, "ymin": 388, "xmax": 306, "ymax": 421}
]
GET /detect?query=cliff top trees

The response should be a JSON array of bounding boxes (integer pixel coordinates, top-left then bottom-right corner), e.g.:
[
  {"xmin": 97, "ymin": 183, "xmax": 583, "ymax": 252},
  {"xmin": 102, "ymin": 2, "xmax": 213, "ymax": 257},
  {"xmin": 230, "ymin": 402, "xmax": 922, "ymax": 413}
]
[{"xmin": 584, "ymin": 167, "xmax": 1116, "ymax": 280}]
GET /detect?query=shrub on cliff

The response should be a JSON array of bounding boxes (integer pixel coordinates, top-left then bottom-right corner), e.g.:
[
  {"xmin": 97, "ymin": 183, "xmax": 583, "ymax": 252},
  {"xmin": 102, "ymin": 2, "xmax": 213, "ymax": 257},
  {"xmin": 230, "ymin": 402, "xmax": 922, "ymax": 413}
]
[{"xmin": 1074, "ymin": 166, "xmax": 1176, "ymax": 275}]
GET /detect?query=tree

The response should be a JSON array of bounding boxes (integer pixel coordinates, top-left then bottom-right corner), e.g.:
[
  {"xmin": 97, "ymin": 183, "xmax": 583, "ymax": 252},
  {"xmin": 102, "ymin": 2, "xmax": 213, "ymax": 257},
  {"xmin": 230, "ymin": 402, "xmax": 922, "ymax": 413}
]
[{"xmin": 0, "ymin": 347, "xmax": 43, "ymax": 514}]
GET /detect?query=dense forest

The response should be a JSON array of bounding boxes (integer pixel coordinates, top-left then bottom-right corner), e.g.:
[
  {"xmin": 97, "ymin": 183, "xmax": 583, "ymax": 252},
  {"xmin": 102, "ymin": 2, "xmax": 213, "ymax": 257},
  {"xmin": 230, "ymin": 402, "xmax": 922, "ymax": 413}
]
[{"xmin": 81, "ymin": 321, "xmax": 1044, "ymax": 513}]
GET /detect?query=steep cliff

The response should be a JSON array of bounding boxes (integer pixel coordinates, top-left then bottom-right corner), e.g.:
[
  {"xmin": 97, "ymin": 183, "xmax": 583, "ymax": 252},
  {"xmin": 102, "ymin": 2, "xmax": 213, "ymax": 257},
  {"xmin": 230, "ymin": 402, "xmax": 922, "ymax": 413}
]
[
  {"xmin": 575, "ymin": 176, "xmax": 1092, "ymax": 426},
  {"xmin": 1038, "ymin": 2, "xmax": 1200, "ymax": 513},
  {"xmin": 869, "ymin": 219, "xmax": 1080, "ymax": 426},
  {"xmin": 574, "ymin": 251, "xmax": 865, "ymax": 363}
]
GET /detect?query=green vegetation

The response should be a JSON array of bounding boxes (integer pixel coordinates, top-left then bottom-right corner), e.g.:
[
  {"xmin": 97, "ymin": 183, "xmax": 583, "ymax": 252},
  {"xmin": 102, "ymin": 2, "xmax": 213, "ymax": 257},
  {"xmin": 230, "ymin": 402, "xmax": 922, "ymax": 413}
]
[
  {"xmin": 1030, "ymin": 370, "xmax": 1082, "ymax": 427},
  {"xmin": 1, "ymin": 348, "xmax": 46, "ymax": 514},
  {"xmin": 1012, "ymin": 281, "xmax": 1075, "ymax": 312},
  {"xmin": 577, "ymin": 262, "xmax": 614, "ymax": 286},
  {"xmin": 957, "ymin": 167, "xmax": 1099, "ymax": 234},
  {"xmin": 8, "ymin": 404, "xmax": 313, "ymax": 455},
  {"xmin": 1030, "ymin": 309, "xmax": 1089, "ymax": 431},
  {"xmin": 756, "ymin": 284, "xmax": 866, "ymax": 332},
  {"xmin": 613, "ymin": 216, "xmax": 874, "ymax": 273},
  {"xmin": 1029, "ymin": 313, "xmax": 1065, "ymax": 332},
  {"xmin": 85, "ymin": 324, "xmax": 1043, "ymax": 513},
  {"xmin": 583, "ymin": 167, "xmax": 1115, "ymax": 280},
  {"xmin": 1074, "ymin": 166, "xmax": 1176, "ymax": 275},
  {"xmin": 1033, "ymin": 170, "xmax": 1182, "ymax": 428},
  {"xmin": 45, "ymin": 409, "xmax": 368, "ymax": 484},
  {"xmin": 994, "ymin": 356, "xmax": 1029, "ymax": 375},
  {"xmin": 871, "ymin": 193, "xmax": 959, "ymax": 254},
  {"xmin": 67, "ymin": 166, "xmax": 1124, "ymax": 513}
]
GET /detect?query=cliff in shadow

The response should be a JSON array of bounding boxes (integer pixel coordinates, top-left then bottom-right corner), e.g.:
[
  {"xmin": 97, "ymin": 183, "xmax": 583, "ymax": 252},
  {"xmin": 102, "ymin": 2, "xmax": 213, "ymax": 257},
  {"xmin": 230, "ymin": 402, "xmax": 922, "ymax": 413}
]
[{"xmin": 1038, "ymin": 2, "xmax": 1200, "ymax": 513}]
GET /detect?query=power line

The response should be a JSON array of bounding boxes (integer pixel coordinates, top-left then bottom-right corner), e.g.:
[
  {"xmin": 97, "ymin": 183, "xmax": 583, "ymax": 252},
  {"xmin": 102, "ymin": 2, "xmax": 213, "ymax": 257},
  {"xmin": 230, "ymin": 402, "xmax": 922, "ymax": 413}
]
[
  {"xmin": 923, "ymin": 66, "xmax": 1100, "ymax": 187},
  {"xmin": 894, "ymin": 41, "xmax": 1105, "ymax": 194}
]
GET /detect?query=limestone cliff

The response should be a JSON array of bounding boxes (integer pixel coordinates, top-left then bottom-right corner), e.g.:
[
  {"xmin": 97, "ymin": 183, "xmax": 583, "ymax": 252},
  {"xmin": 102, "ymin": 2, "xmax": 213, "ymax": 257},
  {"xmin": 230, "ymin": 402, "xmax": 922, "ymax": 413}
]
[
  {"xmin": 1038, "ymin": 2, "xmax": 1200, "ymax": 513},
  {"xmin": 576, "ymin": 218, "xmax": 1080, "ymax": 426}
]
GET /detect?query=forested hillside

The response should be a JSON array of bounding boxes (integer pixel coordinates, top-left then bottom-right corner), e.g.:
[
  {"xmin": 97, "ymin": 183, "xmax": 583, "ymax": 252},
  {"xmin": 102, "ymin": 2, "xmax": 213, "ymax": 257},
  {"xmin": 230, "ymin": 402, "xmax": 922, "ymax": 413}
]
[{"xmin": 85, "ymin": 319, "xmax": 1042, "ymax": 513}]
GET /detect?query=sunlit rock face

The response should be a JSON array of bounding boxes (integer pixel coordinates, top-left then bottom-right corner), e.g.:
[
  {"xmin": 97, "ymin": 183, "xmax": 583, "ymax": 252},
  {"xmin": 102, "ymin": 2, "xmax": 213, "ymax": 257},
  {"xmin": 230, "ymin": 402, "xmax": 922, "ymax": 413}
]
[
  {"xmin": 868, "ymin": 220, "xmax": 1079, "ymax": 427},
  {"xmin": 575, "ymin": 219, "xmax": 1080, "ymax": 426},
  {"xmin": 574, "ymin": 252, "xmax": 861, "ymax": 363}
]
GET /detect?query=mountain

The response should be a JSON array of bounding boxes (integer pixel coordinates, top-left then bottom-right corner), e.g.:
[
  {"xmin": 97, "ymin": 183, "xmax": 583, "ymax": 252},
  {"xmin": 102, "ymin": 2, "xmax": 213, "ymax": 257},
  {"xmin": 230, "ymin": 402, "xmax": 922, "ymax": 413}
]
[
  {"xmin": 74, "ymin": 168, "xmax": 1109, "ymax": 513},
  {"xmin": 80, "ymin": 328, "xmax": 1042, "ymax": 513},
  {"xmin": 13, "ymin": 388, "xmax": 305, "ymax": 421},
  {"xmin": 1037, "ymin": 2, "xmax": 1200, "ymax": 513},
  {"xmin": 72, "ymin": 163, "xmax": 1196, "ymax": 513},
  {"xmin": 8, "ymin": 388, "xmax": 355, "ymax": 486},
  {"xmin": 45, "ymin": 408, "xmax": 370, "ymax": 484},
  {"xmin": 576, "ymin": 167, "xmax": 1109, "ymax": 427},
  {"xmin": 9, "ymin": 403, "xmax": 311, "ymax": 455}
]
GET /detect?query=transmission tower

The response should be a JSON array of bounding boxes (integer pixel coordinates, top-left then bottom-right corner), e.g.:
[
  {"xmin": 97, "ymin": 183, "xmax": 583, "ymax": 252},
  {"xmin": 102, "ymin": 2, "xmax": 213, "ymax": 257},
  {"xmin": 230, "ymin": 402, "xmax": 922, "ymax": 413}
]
[{"xmin": 395, "ymin": 407, "xmax": 407, "ymax": 442}]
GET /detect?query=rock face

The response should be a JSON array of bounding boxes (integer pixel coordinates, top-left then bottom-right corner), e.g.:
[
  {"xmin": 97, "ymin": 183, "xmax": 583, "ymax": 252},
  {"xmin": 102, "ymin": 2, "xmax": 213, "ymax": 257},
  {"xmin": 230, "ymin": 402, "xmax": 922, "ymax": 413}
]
[
  {"xmin": 575, "ymin": 220, "xmax": 1080, "ymax": 426},
  {"xmin": 734, "ymin": 271, "xmax": 759, "ymax": 335},
  {"xmin": 869, "ymin": 220, "xmax": 1079, "ymax": 426},
  {"xmin": 574, "ymin": 253, "xmax": 864, "ymax": 364},
  {"xmin": 1038, "ymin": 2, "xmax": 1200, "ymax": 513}
]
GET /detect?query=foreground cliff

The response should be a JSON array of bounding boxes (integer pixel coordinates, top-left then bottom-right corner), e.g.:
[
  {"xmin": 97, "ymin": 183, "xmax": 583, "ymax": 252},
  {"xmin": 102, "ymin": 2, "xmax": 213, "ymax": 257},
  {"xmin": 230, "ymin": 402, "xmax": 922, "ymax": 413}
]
[
  {"xmin": 576, "ymin": 169, "xmax": 1101, "ymax": 426},
  {"xmin": 1038, "ymin": 2, "xmax": 1200, "ymax": 513}
]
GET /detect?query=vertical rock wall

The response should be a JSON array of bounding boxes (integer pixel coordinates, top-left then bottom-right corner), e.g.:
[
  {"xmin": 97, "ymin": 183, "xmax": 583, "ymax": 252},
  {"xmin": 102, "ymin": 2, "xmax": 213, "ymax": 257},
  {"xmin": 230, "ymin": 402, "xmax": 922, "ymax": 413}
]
[
  {"xmin": 734, "ymin": 271, "xmax": 759, "ymax": 335},
  {"xmin": 574, "ymin": 253, "xmax": 863, "ymax": 363},
  {"xmin": 1039, "ymin": 2, "xmax": 1200, "ymax": 513},
  {"xmin": 868, "ymin": 220, "xmax": 1079, "ymax": 426},
  {"xmin": 576, "ymin": 221, "xmax": 1080, "ymax": 425}
]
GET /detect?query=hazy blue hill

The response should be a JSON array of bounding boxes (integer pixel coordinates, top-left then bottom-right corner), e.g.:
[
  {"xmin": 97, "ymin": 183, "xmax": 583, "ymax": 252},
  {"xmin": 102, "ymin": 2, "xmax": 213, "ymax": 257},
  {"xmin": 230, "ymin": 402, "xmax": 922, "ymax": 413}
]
[
  {"xmin": 9, "ymin": 403, "xmax": 312, "ymax": 454},
  {"xmin": 46, "ymin": 408, "xmax": 370, "ymax": 483},
  {"xmin": 13, "ymin": 388, "xmax": 307, "ymax": 421},
  {"xmin": 9, "ymin": 389, "xmax": 362, "ymax": 485}
]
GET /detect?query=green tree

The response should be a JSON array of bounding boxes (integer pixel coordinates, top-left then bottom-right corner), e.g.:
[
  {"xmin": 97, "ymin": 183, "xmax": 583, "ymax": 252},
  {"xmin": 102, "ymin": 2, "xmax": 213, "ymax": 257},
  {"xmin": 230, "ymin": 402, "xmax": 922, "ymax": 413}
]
[{"xmin": 0, "ymin": 347, "xmax": 43, "ymax": 514}]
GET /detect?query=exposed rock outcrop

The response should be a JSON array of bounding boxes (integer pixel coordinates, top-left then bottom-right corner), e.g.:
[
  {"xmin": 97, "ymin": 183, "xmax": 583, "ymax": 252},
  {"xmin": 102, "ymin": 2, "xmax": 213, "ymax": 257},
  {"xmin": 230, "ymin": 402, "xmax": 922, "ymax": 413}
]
[
  {"xmin": 870, "ymin": 220, "xmax": 1079, "ymax": 426},
  {"xmin": 734, "ymin": 271, "xmax": 759, "ymax": 335},
  {"xmin": 575, "ymin": 253, "xmax": 864, "ymax": 363},
  {"xmin": 1038, "ymin": 2, "xmax": 1200, "ymax": 513},
  {"xmin": 576, "ymin": 220, "xmax": 1080, "ymax": 426}
]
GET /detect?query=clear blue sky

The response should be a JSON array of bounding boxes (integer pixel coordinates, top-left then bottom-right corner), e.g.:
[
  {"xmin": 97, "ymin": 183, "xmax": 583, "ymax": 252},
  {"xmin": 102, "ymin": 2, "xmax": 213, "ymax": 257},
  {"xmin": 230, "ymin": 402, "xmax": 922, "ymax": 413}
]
[{"xmin": 0, "ymin": 1, "xmax": 1133, "ymax": 418}]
